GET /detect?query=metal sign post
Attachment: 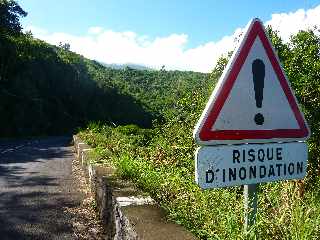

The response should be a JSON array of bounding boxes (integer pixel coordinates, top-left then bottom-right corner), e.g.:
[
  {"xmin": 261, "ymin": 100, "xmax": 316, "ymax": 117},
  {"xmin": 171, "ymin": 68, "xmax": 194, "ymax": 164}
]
[{"xmin": 244, "ymin": 184, "xmax": 258, "ymax": 233}]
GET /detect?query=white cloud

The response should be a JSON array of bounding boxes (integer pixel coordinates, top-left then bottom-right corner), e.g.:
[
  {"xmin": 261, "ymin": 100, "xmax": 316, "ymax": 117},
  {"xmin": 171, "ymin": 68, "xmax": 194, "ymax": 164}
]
[
  {"xmin": 266, "ymin": 5, "xmax": 320, "ymax": 42},
  {"xmin": 88, "ymin": 26, "xmax": 103, "ymax": 35},
  {"xmin": 25, "ymin": 4, "xmax": 320, "ymax": 73}
]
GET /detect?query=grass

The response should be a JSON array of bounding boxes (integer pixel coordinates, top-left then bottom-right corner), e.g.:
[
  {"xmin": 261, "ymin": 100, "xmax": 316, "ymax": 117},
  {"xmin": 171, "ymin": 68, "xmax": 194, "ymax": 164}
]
[{"xmin": 78, "ymin": 124, "xmax": 320, "ymax": 240}]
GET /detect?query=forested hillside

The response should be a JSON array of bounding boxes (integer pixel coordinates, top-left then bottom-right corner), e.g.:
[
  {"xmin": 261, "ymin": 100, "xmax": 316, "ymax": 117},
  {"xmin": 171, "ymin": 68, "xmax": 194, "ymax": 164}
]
[
  {"xmin": 0, "ymin": 0, "xmax": 209, "ymax": 137},
  {"xmin": 0, "ymin": 30, "xmax": 156, "ymax": 136},
  {"xmin": 0, "ymin": 31, "xmax": 211, "ymax": 137}
]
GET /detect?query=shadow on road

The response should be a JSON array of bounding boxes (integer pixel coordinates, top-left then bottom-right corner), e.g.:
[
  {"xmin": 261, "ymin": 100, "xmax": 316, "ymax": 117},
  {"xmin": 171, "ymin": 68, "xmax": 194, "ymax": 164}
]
[
  {"xmin": 0, "ymin": 191, "xmax": 78, "ymax": 240},
  {"xmin": 0, "ymin": 136, "xmax": 82, "ymax": 240}
]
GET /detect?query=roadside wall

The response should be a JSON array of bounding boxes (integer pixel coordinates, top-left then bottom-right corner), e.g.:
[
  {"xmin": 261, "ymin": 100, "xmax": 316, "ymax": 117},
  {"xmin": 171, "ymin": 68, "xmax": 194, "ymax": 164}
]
[{"xmin": 73, "ymin": 135, "xmax": 198, "ymax": 240}]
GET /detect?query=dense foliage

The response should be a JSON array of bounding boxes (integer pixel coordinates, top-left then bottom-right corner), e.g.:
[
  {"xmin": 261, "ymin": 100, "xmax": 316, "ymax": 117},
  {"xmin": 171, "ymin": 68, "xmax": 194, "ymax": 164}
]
[
  {"xmin": 0, "ymin": 0, "xmax": 27, "ymax": 34},
  {"xmin": 277, "ymin": 29, "xmax": 320, "ymax": 182},
  {"xmin": 0, "ymin": 0, "xmax": 208, "ymax": 137},
  {"xmin": 0, "ymin": 29, "xmax": 213, "ymax": 137},
  {"xmin": 0, "ymin": 31, "xmax": 162, "ymax": 136}
]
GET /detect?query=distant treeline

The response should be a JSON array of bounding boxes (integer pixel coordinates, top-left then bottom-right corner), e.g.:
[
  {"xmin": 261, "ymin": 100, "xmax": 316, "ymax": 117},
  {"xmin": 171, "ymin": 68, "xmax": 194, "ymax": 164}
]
[
  {"xmin": 0, "ymin": 25, "xmax": 209, "ymax": 137},
  {"xmin": 0, "ymin": 0, "xmax": 209, "ymax": 137},
  {"xmin": 0, "ymin": 31, "xmax": 155, "ymax": 137}
]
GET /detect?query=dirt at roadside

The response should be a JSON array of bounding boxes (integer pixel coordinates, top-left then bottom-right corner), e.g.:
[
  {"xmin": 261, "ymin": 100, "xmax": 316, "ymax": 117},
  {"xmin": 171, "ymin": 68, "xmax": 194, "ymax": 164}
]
[{"xmin": 64, "ymin": 155, "xmax": 106, "ymax": 240}]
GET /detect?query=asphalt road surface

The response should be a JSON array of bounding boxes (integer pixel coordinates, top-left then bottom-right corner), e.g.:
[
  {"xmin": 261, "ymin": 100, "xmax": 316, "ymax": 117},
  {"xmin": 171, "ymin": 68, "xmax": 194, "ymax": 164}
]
[{"xmin": 0, "ymin": 136, "xmax": 82, "ymax": 240}]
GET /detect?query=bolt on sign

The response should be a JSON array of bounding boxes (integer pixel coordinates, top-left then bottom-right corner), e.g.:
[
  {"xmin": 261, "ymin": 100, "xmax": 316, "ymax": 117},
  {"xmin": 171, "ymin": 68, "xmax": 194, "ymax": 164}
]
[{"xmin": 193, "ymin": 18, "xmax": 310, "ymax": 189}]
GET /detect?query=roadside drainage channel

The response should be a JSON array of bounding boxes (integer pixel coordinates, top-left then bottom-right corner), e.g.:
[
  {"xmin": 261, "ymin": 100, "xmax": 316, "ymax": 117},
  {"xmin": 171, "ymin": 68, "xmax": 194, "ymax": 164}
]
[{"xmin": 73, "ymin": 135, "xmax": 197, "ymax": 240}]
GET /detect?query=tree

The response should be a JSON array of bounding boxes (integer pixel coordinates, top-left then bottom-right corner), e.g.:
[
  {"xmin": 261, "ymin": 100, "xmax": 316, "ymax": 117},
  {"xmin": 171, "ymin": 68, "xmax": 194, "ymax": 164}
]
[
  {"xmin": 58, "ymin": 42, "xmax": 71, "ymax": 51},
  {"xmin": 0, "ymin": 0, "xmax": 27, "ymax": 34},
  {"xmin": 210, "ymin": 51, "xmax": 233, "ymax": 80},
  {"xmin": 283, "ymin": 29, "xmax": 320, "ymax": 183}
]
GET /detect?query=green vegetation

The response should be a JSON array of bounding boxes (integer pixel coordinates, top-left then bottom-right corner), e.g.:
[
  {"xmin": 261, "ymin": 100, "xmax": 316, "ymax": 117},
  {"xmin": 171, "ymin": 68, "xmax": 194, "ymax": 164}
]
[
  {"xmin": 0, "ymin": 1, "xmax": 158, "ymax": 137},
  {"xmin": 0, "ymin": 0, "xmax": 27, "ymax": 35},
  {"xmin": 0, "ymin": 32, "xmax": 158, "ymax": 137},
  {"xmin": 2, "ymin": 1, "xmax": 320, "ymax": 239}
]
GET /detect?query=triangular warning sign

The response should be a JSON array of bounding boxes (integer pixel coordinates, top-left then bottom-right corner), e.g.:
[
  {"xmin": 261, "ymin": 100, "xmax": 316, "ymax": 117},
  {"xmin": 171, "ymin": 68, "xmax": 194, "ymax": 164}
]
[{"xmin": 194, "ymin": 18, "xmax": 310, "ymax": 145}]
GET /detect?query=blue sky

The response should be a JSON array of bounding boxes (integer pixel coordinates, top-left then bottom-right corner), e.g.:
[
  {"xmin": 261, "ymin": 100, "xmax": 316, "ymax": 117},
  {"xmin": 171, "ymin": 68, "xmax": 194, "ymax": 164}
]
[{"xmin": 18, "ymin": 0, "xmax": 320, "ymax": 72}]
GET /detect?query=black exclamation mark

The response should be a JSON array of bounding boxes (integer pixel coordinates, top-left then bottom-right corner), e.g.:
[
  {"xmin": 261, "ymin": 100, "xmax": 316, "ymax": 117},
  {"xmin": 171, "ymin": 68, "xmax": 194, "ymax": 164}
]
[{"xmin": 252, "ymin": 59, "xmax": 265, "ymax": 125}]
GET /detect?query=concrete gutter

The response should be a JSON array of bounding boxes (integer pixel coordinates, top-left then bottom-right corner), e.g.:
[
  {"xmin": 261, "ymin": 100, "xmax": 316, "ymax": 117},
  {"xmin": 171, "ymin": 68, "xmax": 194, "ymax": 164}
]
[{"xmin": 73, "ymin": 135, "xmax": 198, "ymax": 240}]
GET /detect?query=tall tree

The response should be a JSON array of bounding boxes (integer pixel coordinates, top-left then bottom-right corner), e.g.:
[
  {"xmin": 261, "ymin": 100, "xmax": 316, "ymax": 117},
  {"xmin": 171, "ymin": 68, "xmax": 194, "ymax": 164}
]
[{"xmin": 0, "ymin": 0, "xmax": 27, "ymax": 34}]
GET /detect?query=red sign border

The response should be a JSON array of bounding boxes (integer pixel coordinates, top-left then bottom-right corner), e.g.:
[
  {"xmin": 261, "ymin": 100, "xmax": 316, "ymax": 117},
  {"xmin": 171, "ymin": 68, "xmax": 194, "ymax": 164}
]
[{"xmin": 199, "ymin": 20, "xmax": 309, "ymax": 141}]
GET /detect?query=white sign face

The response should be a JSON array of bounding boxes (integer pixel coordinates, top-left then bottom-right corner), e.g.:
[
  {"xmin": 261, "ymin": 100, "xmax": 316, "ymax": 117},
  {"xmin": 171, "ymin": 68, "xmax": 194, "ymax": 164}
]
[
  {"xmin": 213, "ymin": 36, "xmax": 298, "ymax": 130},
  {"xmin": 193, "ymin": 18, "xmax": 310, "ymax": 145},
  {"xmin": 195, "ymin": 142, "xmax": 307, "ymax": 189}
]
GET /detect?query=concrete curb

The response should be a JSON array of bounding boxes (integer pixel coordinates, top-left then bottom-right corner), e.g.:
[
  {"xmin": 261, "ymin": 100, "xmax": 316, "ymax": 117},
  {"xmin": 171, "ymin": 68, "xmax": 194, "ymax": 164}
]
[{"xmin": 73, "ymin": 135, "xmax": 198, "ymax": 240}]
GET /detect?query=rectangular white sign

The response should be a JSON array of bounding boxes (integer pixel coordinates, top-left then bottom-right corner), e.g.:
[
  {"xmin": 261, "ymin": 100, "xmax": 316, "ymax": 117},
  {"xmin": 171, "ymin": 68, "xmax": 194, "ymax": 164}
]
[{"xmin": 195, "ymin": 142, "xmax": 308, "ymax": 189}]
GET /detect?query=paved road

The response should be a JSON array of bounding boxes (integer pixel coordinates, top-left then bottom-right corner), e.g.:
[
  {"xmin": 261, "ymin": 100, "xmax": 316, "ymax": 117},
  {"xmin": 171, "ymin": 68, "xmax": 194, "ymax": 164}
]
[{"xmin": 0, "ymin": 136, "xmax": 82, "ymax": 240}]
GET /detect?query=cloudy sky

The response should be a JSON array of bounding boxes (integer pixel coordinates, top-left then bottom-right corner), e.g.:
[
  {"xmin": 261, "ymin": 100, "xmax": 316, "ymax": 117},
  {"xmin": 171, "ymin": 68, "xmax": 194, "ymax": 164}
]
[{"xmin": 20, "ymin": 0, "xmax": 320, "ymax": 73}]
